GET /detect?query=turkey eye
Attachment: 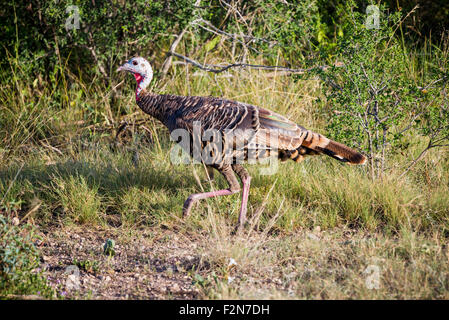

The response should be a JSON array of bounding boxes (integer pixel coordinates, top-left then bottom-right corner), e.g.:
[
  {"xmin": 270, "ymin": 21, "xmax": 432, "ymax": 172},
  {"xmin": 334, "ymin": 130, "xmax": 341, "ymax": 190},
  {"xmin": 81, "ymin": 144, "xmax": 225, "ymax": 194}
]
[{"xmin": 132, "ymin": 61, "xmax": 138, "ymax": 66}]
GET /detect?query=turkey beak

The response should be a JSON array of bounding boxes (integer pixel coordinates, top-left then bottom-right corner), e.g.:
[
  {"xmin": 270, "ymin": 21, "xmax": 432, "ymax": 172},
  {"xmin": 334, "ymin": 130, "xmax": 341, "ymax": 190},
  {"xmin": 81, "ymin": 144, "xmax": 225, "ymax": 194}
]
[{"xmin": 116, "ymin": 63, "xmax": 129, "ymax": 72}]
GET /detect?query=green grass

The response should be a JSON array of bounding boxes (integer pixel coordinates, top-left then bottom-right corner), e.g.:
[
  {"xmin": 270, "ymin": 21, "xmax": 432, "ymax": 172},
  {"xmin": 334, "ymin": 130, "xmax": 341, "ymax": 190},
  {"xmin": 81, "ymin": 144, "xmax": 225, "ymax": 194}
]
[{"xmin": 2, "ymin": 143, "xmax": 446, "ymax": 234}]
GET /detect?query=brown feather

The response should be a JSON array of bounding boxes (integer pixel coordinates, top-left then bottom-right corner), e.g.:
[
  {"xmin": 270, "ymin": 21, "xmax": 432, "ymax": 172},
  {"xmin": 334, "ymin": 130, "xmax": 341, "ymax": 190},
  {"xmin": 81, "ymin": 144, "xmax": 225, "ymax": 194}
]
[{"xmin": 136, "ymin": 90, "xmax": 366, "ymax": 166}]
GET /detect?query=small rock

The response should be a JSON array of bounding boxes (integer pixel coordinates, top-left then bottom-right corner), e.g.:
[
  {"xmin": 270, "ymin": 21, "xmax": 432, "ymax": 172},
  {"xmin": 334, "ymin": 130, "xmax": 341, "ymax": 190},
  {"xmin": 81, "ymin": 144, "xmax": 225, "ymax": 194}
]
[
  {"xmin": 171, "ymin": 283, "xmax": 181, "ymax": 292},
  {"xmin": 307, "ymin": 233, "xmax": 320, "ymax": 241},
  {"xmin": 138, "ymin": 275, "xmax": 146, "ymax": 282},
  {"xmin": 12, "ymin": 217, "xmax": 20, "ymax": 226}
]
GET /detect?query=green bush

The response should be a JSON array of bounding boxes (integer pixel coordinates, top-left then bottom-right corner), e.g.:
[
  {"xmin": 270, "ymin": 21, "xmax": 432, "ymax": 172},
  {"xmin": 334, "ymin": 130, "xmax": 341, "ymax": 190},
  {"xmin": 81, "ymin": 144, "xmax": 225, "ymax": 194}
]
[
  {"xmin": 311, "ymin": 2, "xmax": 448, "ymax": 179},
  {"xmin": 0, "ymin": 0, "xmax": 197, "ymax": 79},
  {"xmin": 0, "ymin": 215, "xmax": 55, "ymax": 298}
]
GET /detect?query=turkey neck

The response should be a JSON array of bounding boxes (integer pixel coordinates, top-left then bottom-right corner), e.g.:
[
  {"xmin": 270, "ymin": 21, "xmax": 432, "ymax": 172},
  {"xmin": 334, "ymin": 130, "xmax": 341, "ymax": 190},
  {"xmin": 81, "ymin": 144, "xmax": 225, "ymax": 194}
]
[{"xmin": 136, "ymin": 89, "xmax": 182, "ymax": 128}]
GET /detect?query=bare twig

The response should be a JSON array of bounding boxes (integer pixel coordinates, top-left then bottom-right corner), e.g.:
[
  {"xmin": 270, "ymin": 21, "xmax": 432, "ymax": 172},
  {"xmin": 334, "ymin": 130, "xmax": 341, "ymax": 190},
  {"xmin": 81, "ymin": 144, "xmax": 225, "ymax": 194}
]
[
  {"xmin": 193, "ymin": 18, "xmax": 273, "ymax": 44},
  {"xmin": 20, "ymin": 203, "xmax": 41, "ymax": 224},
  {"xmin": 420, "ymin": 75, "xmax": 448, "ymax": 91},
  {"xmin": 192, "ymin": 18, "xmax": 273, "ymax": 56},
  {"xmin": 384, "ymin": 5, "xmax": 420, "ymax": 52},
  {"xmin": 86, "ymin": 31, "xmax": 109, "ymax": 79},
  {"xmin": 168, "ymin": 51, "xmax": 330, "ymax": 74},
  {"xmin": 161, "ymin": 0, "xmax": 202, "ymax": 75},
  {"xmin": 399, "ymin": 129, "xmax": 448, "ymax": 179},
  {"xmin": 398, "ymin": 141, "xmax": 432, "ymax": 179},
  {"xmin": 161, "ymin": 28, "xmax": 189, "ymax": 75}
]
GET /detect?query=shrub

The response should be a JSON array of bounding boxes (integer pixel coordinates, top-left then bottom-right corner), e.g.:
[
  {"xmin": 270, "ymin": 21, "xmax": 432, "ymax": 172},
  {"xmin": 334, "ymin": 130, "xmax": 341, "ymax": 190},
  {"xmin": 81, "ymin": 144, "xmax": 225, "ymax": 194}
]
[
  {"xmin": 0, "ymin": 215, "xmax": 55, "ymax": 298},
  {"xmin": 313, "ymin": 2, "xmax": 448, "ymax": 179}
]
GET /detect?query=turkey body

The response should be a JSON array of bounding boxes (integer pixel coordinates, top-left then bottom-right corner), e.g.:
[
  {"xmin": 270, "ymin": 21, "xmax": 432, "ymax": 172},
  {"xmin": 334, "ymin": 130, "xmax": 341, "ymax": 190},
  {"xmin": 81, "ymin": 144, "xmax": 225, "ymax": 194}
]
[
  {"xmin": 137, "ymin": 91, "xmax": 366, "ymax": 167},
  {"xmin": 117, "ymin": 56, "xmax": 365, "ymax": 232}
]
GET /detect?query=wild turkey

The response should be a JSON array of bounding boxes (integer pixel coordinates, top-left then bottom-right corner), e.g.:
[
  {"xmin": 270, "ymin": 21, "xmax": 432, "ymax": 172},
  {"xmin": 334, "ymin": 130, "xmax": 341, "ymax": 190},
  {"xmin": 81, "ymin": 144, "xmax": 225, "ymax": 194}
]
[{"xmin": 117, "ymin": 57, "xmax": 366, "ymax": 230}]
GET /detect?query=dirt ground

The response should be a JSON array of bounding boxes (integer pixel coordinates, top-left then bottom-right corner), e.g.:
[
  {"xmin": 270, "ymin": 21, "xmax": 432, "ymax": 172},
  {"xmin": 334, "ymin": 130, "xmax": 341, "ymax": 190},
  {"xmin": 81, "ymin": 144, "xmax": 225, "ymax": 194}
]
[
  {"xmin": 32, "ymin": 221, "xmax": 449, "ymax": 300},
  {"xmin": 38, "ymin": 226, "xmax": 207, "ymax": 299}
]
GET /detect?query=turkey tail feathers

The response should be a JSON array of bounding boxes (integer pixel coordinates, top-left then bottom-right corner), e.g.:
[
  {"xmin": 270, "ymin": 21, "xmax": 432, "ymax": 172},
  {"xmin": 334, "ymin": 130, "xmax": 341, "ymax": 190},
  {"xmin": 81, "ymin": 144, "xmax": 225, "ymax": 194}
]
[
  {"xmin": 300, "ymin": 131, "xmax": 366, "ymax": 165},
  {"xmin": 317, "ymin": 140, "xmax": 366, "ymax": 165}
]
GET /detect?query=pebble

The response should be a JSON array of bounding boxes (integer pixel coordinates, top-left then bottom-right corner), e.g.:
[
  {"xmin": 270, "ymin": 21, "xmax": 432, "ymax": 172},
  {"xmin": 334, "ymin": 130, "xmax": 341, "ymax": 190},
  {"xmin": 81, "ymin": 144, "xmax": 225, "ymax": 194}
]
[
  {"xmin": 307, "ymin": 233, "xmax": 320, "ymax": 241},
  {"xmin": 12, "ymin": 217, "xmax": 20, "ymax": 226}
]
